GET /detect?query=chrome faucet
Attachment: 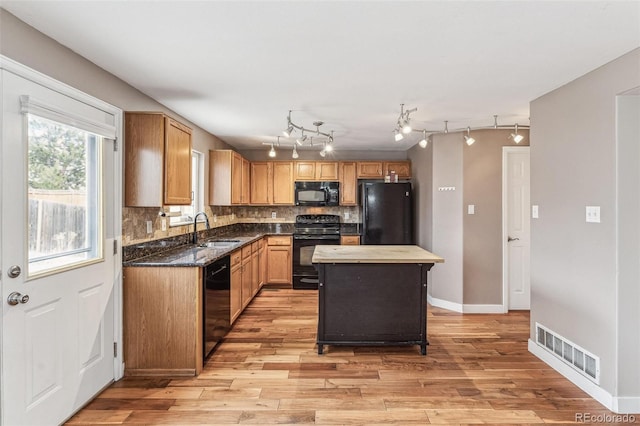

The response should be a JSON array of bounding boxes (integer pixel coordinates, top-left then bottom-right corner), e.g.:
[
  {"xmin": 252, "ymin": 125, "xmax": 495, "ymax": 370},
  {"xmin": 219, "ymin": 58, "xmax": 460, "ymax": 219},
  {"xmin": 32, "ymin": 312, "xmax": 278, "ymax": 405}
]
[{"xmin": 192, "ymin": 211, "xmax": 210, "ymax": 245}]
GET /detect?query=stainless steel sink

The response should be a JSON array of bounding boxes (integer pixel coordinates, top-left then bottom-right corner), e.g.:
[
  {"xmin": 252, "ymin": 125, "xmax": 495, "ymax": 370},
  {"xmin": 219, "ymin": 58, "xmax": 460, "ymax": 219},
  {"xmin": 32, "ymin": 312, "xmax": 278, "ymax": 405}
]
[{"xmin": 198, "ymin": 240, "xmax": 240, "ymax": 248}]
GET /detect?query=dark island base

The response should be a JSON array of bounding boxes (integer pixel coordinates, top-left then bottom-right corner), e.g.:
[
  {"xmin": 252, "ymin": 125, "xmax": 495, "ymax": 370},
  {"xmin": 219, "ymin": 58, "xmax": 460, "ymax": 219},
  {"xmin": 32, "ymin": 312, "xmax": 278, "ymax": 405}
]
[
  {"xmin": 317, "ymin": 340, "xmax": 429, "ymax": 355},
  {"xmin": 316, "ymin": 262, "xmax": 433, "ymax": 355}
]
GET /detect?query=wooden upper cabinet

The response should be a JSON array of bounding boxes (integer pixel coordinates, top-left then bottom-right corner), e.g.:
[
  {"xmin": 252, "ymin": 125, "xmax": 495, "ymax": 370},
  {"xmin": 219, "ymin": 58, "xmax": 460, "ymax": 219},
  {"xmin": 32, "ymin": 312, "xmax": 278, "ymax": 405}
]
[
  {"xmin": 124, "ymin": 112, "xmax": 192, "ymax": 207},
  {"xmin": 384, "ymin": 161, "xmax": 411, "ymax": 179},
  {"xmin": 250, "ymin": 162, "xmax": 273, "ymax": 205},
  {"xmin": 294, "ymin": 161, "xmax": 316, "ymax": 181},
  {"xmin": 294, "ymin": 161, "xmax": 339, "ymax": 181},
  {"xmin": 357, "ymin": 161, "xmax": 384, "ymax": 178},
  {"xmin": 272, "ymin": 162, "xmax": 294, "ymax": 205},
  {"xmin": 339, "ymin": 161, "xmax": 358, "ymax": 206},
  {"xmin": 209, "ymin": 150, "xmax": 249, "ymax": 206},
  {"xmin": 316, "ymin": 162, "xmax": 339, "ymax": 180}
]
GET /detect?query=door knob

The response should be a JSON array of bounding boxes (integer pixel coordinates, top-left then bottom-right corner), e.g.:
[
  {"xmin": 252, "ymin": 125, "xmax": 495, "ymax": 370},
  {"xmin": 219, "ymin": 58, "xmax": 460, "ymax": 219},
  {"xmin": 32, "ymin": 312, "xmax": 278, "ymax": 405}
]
[
  {"xmin": 507, "ymin": 236, "xmax": 520, "ymax": 242},
  {"xmin": 7, "ymin": 292, "xmax": 29, "ymax": 306},
  {"xmin": 7, "ymin": 265, "xmax": 21, "ymax": 278}
]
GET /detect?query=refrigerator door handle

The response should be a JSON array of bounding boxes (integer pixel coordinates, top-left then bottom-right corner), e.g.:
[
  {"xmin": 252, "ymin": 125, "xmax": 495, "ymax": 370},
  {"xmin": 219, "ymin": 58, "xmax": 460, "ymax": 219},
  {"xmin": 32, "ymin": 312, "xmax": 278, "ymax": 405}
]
[{"xmin": 364, "ymin": 188, "xmax": 369, "ymax": 224}]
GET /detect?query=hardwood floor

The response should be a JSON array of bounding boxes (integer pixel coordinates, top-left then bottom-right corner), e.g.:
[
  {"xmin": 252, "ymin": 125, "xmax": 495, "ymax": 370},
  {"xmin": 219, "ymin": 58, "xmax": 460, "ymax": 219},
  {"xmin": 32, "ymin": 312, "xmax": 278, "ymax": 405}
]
[{"xmin": 67, "ymin": 286, "xmax": 631, "ymax": 425}]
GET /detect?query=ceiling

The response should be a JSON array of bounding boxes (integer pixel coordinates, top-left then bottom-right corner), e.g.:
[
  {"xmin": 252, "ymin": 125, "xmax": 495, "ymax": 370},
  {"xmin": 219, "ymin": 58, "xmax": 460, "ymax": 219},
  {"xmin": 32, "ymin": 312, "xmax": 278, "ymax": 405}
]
[{"xmin": 3, "ymin": 1, "xmax": 639, "ymax": 152}]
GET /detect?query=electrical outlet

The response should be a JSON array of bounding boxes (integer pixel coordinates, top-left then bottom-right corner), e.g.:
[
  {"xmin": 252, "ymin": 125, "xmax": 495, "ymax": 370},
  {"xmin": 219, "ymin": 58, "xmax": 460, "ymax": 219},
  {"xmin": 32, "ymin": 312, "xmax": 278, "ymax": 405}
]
[
  {"xmin": 213, "ymin": 214, "xmax": 217, "ymax": 223},
  {"xmin": 146, "ymin": 220, "xmax": 152, "ymax": 234},
  {"xmin": 271, "ymin": 211, "xmax": 277, "ymax": 219},
  {"xmin": 344, "ymin": 212, "xmax": 350, "ymax": 220},
  {"xmin": 161, "ymin": 218, "xmax": 167, "ymax": 231}
]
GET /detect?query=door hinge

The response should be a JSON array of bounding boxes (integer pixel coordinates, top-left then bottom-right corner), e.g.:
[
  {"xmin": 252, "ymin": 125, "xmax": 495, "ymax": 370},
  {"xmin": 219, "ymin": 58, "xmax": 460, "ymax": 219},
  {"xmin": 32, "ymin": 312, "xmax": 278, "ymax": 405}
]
[
  {"xmin": 113, "ymin": 342, "xmax": 118, "ymax": 357},
  {"xmin": 113, "ymin": 137, "xmax": 118, "ymax": 152},
  {"xmin": 113, "ymin": 240, "xmax": 118, "ymax": 255}
]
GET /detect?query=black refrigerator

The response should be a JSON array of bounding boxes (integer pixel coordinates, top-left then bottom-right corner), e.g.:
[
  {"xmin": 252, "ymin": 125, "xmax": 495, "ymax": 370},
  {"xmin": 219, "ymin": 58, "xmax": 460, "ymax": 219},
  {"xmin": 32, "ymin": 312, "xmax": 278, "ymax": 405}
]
[{"xmin": 360, "ymin": 182, "xmax": 414, "ymax": 245}]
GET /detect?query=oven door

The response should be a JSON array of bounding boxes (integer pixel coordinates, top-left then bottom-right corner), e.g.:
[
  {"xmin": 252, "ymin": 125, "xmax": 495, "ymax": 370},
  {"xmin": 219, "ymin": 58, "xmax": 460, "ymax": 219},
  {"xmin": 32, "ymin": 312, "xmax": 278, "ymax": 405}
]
[{"xmin": 293, "ymin": 236, "xmax": 339, "ymax": 289}]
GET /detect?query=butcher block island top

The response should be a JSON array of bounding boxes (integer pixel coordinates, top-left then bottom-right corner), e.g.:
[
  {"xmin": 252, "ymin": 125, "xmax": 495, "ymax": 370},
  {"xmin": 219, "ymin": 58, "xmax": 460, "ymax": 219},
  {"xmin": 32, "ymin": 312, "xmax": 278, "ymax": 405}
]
[{"xmin": 312, "ymin": 245, "xmax": 444, "ymax": 264}]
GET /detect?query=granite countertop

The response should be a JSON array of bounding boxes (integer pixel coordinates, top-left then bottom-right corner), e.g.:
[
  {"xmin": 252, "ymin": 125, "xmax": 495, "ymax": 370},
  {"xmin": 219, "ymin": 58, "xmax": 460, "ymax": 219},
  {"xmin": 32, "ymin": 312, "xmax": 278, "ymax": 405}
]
[
  {"xmin": 124, "ymin": 232, "xmax": 289, "ymax": 267},
  {"xmin": 312, "ymin": 245, "xmax": 444, "ymax": 264}
]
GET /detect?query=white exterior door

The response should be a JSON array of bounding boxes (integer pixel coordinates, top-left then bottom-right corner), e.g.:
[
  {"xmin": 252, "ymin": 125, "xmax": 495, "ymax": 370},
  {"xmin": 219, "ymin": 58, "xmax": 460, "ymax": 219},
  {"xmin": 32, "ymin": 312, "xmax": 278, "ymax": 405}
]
[
  {"xmin": 503, "ymin": 147, "xmax": 531, "ymax": 310},
  {"xmin": 1, "ymin": 60, "xmax": 122, "ymax": 425}
]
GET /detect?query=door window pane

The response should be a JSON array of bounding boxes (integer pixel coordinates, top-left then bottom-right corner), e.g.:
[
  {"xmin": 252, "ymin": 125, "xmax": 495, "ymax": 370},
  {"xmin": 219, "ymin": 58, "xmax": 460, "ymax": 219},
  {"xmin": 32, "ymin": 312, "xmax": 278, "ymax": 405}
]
[{"xmin": 27, "ymin": 114, "xmax": 103, "ymax": 276}]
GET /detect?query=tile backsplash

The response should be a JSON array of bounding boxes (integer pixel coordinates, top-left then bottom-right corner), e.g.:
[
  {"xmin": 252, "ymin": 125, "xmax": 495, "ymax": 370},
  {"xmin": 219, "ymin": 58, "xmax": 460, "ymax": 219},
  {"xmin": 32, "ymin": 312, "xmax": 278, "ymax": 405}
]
[{"xmin": 122, "ymin": 205, "xmax": 359, "ymax": 246}]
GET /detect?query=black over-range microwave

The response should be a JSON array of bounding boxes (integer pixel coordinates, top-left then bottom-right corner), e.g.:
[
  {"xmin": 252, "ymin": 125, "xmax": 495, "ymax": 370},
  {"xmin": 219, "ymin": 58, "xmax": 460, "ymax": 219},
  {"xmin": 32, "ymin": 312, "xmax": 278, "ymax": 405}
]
[{"xmin": 294, "ymin": 181, "xmax": 340, "ymax": 206}]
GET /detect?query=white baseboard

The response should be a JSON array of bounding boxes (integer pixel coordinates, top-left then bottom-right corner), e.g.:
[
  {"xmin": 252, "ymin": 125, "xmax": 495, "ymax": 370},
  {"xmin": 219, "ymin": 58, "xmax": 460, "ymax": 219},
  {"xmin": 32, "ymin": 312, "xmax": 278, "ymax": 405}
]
[
  {"xmin": 427, "ymin": 295, "xmax": 463, "ymax": 313},
  {"xmin": 529, "ymin": 339, "xmax": 640, "ymax": 414},
  {"xmin": 463, "ymin": 304, "xmax": 505, "ymax": 314},
  {"xmin": 427, "ymin": 296, "xmax": 506, "ymax": 314}
]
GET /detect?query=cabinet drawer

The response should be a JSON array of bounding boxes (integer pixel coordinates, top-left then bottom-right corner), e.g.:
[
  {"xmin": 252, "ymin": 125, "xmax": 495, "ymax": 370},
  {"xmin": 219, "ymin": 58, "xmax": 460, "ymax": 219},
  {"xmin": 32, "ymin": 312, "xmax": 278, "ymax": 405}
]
[
  {"xmin": 251, "ymin": 241, "xmax": 259, "ymax": 253},
  {"xmin": 267, "ymin": 235, "xmax": 291, "ymax": 246},
  {"xmin": 340, "ymin": 235, "xmax": 360, "ymax": 245},
  {"xmin": 230, "ymin": 250, "xmax": 242, "ymax": 267},
  {"xmin": 242, "ymin": 245, "xmax": 252, "ymax": 259}
]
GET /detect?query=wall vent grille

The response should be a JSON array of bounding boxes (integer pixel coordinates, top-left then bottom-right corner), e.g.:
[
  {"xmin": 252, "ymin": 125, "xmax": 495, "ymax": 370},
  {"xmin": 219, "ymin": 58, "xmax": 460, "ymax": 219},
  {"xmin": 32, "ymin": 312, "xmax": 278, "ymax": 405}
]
[{"xmin": 535, "ymin": 323, "xmax": 600, "ymax": 383}]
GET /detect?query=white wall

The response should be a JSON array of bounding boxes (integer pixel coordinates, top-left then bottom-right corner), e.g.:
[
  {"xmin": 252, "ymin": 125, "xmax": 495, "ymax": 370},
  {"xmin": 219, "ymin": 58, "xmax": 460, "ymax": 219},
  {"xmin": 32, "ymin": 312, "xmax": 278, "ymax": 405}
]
[
  {"xmin": 530, "ymin": 48, "xmax": 640, "ymax": 408},
  {"xmin": 616, "ymin": 93, "xmax": 640, "ymax": 398}
]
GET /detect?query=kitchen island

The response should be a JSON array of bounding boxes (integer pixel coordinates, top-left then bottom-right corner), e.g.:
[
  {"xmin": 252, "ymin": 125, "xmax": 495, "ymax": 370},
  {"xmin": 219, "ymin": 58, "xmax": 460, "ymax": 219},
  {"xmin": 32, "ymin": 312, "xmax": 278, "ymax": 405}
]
[{"xmin": 312, "ymin": 245, "xmax": 444, "ymax": 355}]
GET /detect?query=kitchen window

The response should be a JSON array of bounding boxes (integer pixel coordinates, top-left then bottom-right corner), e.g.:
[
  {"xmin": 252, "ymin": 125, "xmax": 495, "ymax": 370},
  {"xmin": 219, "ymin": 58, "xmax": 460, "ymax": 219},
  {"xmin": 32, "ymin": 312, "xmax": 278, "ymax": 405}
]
[{"xmin": 169, "ymin": 150, "xmax": 203, "ymax": 226}]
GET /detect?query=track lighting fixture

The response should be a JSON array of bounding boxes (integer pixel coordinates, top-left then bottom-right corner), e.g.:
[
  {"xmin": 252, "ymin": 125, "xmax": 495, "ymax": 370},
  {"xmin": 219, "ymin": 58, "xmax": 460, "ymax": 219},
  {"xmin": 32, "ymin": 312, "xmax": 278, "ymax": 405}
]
[
  {"xmin": 464, "ymin": 127, "xmax": 475, "ymax": 146},
  {"xmin": 419, "ymin": 130, "xmax": 428, "ymax": 148},
  {"xmin": 319, "ymin": 148, "xmax": 326, "ymax": 157},
  {"xmin": 292, "ymin": 145, "xmax": 299, "ymax": 159},
  {"xmin": 510, "ymin": 124, "xmax": 524, "ymax": 143},
  {"xmin": 392, "ymin": 105, "xmax": 529, "ymax": 148},
  {"xmin": 277, "ymin": 110, "xmax": 336, "ymax": 157},
  {"xmin": 268, "ymin": 144, "xmax": 276, "ymax": 158}
]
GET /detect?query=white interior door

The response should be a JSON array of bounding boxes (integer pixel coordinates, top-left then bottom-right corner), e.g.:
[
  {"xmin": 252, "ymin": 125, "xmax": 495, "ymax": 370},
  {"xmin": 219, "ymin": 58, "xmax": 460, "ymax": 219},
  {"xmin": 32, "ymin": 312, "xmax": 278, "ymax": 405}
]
[
  {"xmin": 503, "ymin": 146, "xmax": 531, "ymax": 310},
  {"xmin": 1, "ymin": 62, "xmax": 121, "ymax": 425}
]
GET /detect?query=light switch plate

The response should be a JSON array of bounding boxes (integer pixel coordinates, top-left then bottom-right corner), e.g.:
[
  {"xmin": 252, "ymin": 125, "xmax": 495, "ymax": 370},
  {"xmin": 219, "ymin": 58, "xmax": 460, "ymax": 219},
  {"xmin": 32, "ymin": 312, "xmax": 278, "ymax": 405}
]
[
  {"xmin": 146, "ymin": 220, "xmax": 152, "ymax": 234},
  {"xmin": 532, "ymin": 205, "xmax": 539, "ymax": 219},
  {"xmin": 161, "ymin": 218, "xmax": 167, "ymax": 231},
  {"xmin": 344, "ymin": 212, "xmax": 350, "ymax": 220},
  {"xmin": 468, "ymin": 205, "xmax": 475, "ymax": 215},
  {"xmin": 586, "ymin": 206, "xmax": 601, "ymax": 223}
]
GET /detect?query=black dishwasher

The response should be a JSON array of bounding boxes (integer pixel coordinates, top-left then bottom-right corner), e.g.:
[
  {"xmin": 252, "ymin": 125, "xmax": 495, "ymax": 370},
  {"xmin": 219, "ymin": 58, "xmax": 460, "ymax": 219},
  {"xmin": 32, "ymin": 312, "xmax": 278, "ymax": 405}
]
[{"xmin": 203, "ymin": 255, "xmax": 231, "ymax": 360}]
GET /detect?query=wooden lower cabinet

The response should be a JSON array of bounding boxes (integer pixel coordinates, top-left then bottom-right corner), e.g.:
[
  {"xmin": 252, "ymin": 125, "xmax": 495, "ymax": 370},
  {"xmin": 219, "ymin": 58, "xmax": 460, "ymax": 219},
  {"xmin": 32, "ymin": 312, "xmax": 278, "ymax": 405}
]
[
  {"xmin": 340, "ymin": 235, "xmax": 360, "ymax": 245},
  {"xmin": 123, "ymin": 266, "xmax": 202, "ymax": 376},
  {"xmin": 258, "ymin": 238, "xmax": 267, "ymax": 288},
  {"xmin": 241, "ymin": 246, "xmax": 252, "ymax": 309},
  {"xmin": 230, "ymin": 250, "xmax": 243, "ymax": 324},
  {"xmin": 266, "ymin": 236, "xmax": 292, "ymax": 284},
  {"xmin": 251, "ymin": 242, "xmax": 259, "ymax": 297}
]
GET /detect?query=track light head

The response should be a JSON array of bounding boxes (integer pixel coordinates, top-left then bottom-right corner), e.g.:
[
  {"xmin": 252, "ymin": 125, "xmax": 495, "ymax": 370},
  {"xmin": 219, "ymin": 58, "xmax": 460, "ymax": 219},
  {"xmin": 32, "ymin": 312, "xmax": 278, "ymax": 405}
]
[
  {"xmin": 510, "ymin": 124, "xmax": 524, "ymax": 143},
  {"xmin": 269, "ymin": 144, "xmax": 276, "ymax": 157},
  {"xmin": 464, "ymin": 127, "xmax": 475, "ymax": 146},
  {"xmin": 325, "ymin": 143, "xmax": 333, "ymax": 152},
  {"xmin": 394, "ymin": 129, "xmax": 404, "ymax": 142},
  {"xmin": 401, "ymin": 120, "xmax": 412, "ymax": 134},
  {"xmin": 419, "ymin": 130, "xmax": 428, "ymax": 148},
  {"xmin": 296, "ymin": 133, "xmax": 307, "ymax": 144},
  {"xmin": 283, "ymin": 125, "xmax": 294, "ymax": 138},
  {"xmin": 292, "ymin": 146, "xmax": 299, "ymax": 159},
  {"xmin": 319, "ymin": 149, "xmax": 326, "ymax": 158}
]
